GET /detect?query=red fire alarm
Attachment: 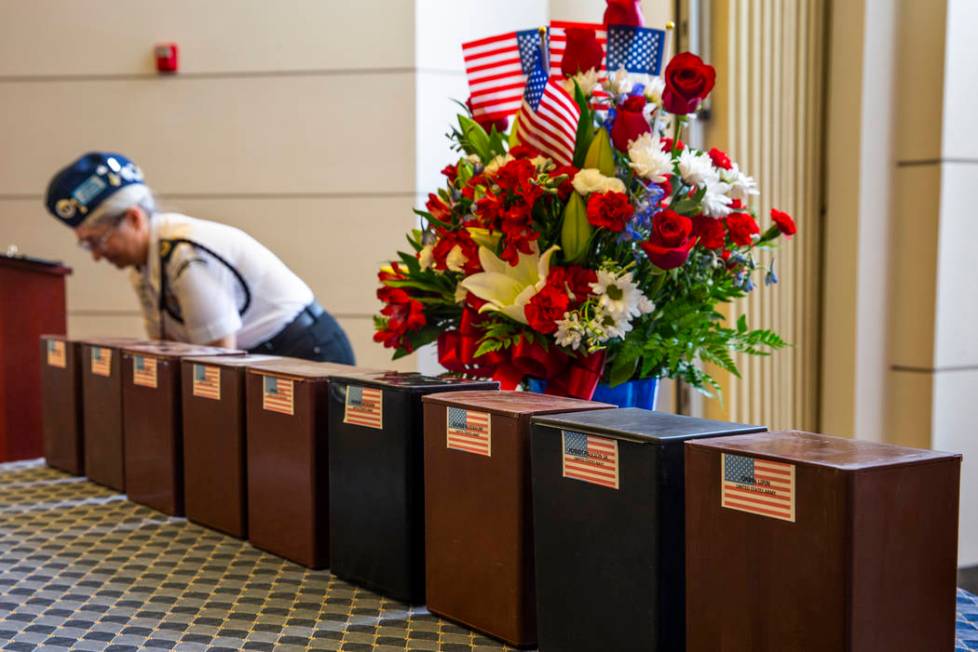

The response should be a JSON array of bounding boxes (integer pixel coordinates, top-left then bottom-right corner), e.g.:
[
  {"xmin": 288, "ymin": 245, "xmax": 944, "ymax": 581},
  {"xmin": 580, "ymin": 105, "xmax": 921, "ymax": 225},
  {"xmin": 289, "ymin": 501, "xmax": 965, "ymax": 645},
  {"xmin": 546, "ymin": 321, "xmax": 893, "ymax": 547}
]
[{"xmin": 155, "ymin": 43, "xmax": 179, "ymax": 73}]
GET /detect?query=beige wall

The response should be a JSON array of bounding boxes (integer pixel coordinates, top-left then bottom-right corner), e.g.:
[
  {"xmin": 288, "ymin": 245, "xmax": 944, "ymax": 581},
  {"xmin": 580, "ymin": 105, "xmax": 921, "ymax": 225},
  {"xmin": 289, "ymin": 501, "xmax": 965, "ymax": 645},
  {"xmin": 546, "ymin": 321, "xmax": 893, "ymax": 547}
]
[{"xmin": 823, "ymin": 0, "xmax": 978, "ymax": 566}]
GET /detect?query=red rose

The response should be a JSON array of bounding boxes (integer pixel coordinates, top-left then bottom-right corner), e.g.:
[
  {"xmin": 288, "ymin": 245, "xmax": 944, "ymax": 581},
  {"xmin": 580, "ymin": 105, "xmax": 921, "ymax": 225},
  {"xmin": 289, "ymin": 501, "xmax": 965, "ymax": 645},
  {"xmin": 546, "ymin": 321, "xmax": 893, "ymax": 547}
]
[
  {"xmin": 611, "ymin": 95, "xmax": 651, "ymax": 151},
  {"xmin": 467, "ymin": 96, "xmax": 509, "ymax": 133},
  {"xmin": 725, "ymin": 212, "xmax": 760, "ymax": 246},
  {"xmin": 586, "ymin": 191, "xmax": 635, "ymax": 232},
  {"xmin": 771, "ymin": 208, "xmax": 797, "ymax": 237},
  {"xmin": 524, "ymin": 281, "xmax": 570, "ymax": 335},
  {"xmin": 561, "ymin": 28, "xmax": 604, "ymax": 77},
  {"xmin": 708, "ymin": 147, "xmax": 732, "ymax": 170},
  {"xmin": 640, "ymin": 209, "xmax": 695, "ymax": 269},
  {"xmin": 603, "ymin": 0, "xmax": 644, "ymax": 26},
  {"xmin": 662, "ymin": 52, "xmax": 716, "ymax": 115},
  {"xmin": 692, "ymin": 215, "xmax": 726, "ymax": 249}
]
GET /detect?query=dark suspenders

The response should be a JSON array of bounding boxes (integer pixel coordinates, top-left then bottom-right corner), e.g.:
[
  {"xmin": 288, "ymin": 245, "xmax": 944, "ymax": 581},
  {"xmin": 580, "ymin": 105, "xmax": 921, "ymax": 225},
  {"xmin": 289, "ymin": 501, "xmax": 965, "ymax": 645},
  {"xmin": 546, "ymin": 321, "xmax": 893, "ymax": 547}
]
[{"xmin": 157, "ymin": 237, "xmax": 252, "ymax": 340}]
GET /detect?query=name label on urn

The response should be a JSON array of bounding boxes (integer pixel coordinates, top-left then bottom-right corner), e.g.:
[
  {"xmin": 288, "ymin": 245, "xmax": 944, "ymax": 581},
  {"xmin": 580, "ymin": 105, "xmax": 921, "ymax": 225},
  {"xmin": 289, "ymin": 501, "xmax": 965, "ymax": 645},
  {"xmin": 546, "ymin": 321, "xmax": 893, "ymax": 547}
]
[
  {"xmin": 46, "ymin": 340, "xmax": 66, "ymax": 368},
  {"xmin": 344, "ymin": 385, "xmax": 383, "ymax": 429},
  {"xmin": 446, "ymin": 407, "xmax": 491, "ymax": 457},
  {"xmin": 561, "ymin": 430, "xmax": 619, "ymax": 490},
  {"xmin": 721, "ymin": 454, "xmax": 796, "ymax": 522},
  {"xmin": 192, "ymin": 364, "xmax": 221, "ymax": 400},
  {"xmin": 132, "ymin": 355, "xmax": 158, "ymax": 389}
]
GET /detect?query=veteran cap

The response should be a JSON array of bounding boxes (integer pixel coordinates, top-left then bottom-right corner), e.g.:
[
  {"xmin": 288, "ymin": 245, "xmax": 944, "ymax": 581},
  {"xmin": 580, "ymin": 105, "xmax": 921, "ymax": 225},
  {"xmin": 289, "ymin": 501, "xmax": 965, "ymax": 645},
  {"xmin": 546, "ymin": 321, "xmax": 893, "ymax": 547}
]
[{"xmin": 45, "ymin": 152, "xmax": 147, "ymax": 228}]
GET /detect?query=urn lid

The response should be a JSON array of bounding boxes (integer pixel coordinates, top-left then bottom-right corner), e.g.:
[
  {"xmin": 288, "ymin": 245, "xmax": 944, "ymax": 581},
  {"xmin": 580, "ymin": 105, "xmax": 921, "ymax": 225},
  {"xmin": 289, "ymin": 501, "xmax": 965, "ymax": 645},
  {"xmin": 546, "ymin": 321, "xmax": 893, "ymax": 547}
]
[{"xmin": 533, "ymin": 408, "xmax": 765, "ymax": 444}]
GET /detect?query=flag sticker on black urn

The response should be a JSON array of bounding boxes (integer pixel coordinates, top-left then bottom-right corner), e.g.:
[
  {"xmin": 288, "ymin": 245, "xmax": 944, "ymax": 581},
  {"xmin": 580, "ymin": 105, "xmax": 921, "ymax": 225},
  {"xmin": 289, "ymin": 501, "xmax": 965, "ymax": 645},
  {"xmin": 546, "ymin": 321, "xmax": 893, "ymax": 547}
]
[
  {"xmin": 721, "ymin": 454, "xmax": 796, "ymax": 522},
  {"xmin": 561, "ymin": 430, "xmax": 619, "ymax": 489},
  {"xmin": 192, "ymin": 364, "xmax": 221, "ymax": 400},
  {"xmin": 446, "ymin": 406, "xmax": 491, "ymax": 457},
  {"xmin": 47, "ymin": 340, "xmax": 66, "ymax": 368},
  {"xmin": 262, "ymin": 376, "xmax": 294, "ymax": 415},
  {"xmin": 133, "ymin": 355, "xmax": 158, "ymax": 388},
  {"xmin": 344, "ymin": 385, "xmax": 383, "ymax": 429},
  {"xmin": 91, "ymin": 346, "xmax": 111, "ymax": 376}
]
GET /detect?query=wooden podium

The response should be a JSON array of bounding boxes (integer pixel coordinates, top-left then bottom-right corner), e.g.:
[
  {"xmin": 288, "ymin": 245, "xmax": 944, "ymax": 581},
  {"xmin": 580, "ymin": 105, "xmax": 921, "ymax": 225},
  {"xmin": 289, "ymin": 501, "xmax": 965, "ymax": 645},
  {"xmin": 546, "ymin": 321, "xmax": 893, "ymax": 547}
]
[{"xmin": 0, "ymin": 254, "xmax": 71, "ymax": 461}]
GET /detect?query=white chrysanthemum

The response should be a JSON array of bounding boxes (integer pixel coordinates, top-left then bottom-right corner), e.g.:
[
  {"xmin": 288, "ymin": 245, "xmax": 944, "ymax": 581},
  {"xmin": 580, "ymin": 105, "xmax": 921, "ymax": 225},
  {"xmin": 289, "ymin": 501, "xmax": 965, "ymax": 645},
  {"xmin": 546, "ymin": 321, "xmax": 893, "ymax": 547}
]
[
  {"xmin": 637, "ymin": 295, "xmax": 655, "ymax": 315},
  {"xmin": 563, "ymin": 68, "xmax": 601, "ymax": 97},
  {"xmin": 484, "ymin": 153, "xmax": 514, "ymax": 175},
  {"xmin": 445, "ymin": 245, "xmax": 468, "ymax": 273},
  {"xmin": 678, "ymin": 149, "xmax": 718, "ymax": 188},
  {"xmin": 645, "ymin": 76, "xmax": 666, "ymax": 106},
  {"xmin": 605, "ymin": 65, "xmax": 633, "ymax": 96},
  {"xmin": 572, "ymin": 168, "xmax": 626, "ymax": 196},
  {"xmin": 702, "ymin": 180, "xmax": 734, "ymax": 218},
  {"xmin": 555, "ymin": 313, "xmax": 585, "ymax": 350},
  {"xmin": 590, "ymin": 269, "xmax": 647, "ymax": 322},
  {"xmin": 723, "ymin": 164, "xmax": 760, "ymax": 201},
  {"xmin": 627, "ymin": 133, "xmax": 673, "ymax": 183},
  {"xmin": 418, "ymin": 244, "xmax": 435, "ymax": 270}
]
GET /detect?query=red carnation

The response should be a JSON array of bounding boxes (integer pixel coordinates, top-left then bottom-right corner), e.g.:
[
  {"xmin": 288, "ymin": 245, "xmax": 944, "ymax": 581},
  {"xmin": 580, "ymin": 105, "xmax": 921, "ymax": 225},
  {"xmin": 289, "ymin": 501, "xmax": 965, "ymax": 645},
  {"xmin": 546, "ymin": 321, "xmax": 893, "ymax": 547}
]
[
  {"xmin": 524, "ymin": 281, "xmax": 571, "ymax": 335},
  {"xmin": 611, "ymin": 95, "xmax": 651, "ymax": 151},
  {"xmin": 771, "ymin": 208, "xmax": 797, "ymax": 237},
  {"xmin": 640, "ymin": 209, "xmax": 695, "ymax": 269},
  {"xmin": 586, "ymin": 191, "xmax": 635, "ymax": 232},
  {"xmin": 693, "ymin": 215, "xmax": 726, "ymax": 249},
  {"xmin": 725, "ymin": 212, "xmax": 760, "ymax": 246},
  {"xmin": 561, "ymin": 28, "xmax": 604, "ymax": 77},
  {"xmin": 509, "ymin": 144, "xmax": 540, "ymax": 160},
  {"xmin": 656, "ymin": 178, "xmax": 673, "ymax": 206},
  {"xmin": 662, "ymin": 52, "xmax": 716, "ymax": 115},
  {"xmin": 708, "ymin": 147, "xmax": 732, "ymax": 170},
  {"xmin": 603, "ymin": 0, "xmax": 644, "ymax": 26},
  {"xmin": 548, "ymin": 265, "xmax": 597, "ymax": 307}
]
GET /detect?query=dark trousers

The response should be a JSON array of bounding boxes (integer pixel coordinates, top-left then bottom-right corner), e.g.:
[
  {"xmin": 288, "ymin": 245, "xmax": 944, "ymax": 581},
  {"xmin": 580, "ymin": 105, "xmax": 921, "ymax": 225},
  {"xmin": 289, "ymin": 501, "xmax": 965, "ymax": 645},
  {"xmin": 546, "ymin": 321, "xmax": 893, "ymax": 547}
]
[{"xmin": 249, "ymin": 302, "xmax": 355, "ymax": 364}]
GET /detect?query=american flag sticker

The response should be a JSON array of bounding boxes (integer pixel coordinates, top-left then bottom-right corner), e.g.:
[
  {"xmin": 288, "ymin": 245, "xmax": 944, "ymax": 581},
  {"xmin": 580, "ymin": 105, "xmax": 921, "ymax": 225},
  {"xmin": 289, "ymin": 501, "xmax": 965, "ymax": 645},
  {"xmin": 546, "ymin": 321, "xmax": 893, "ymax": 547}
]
[
  {"xmin": 446, "ymin": 407, "xmax": 491, "ymax": 457},
  {"xmin": 722, "ymin": 454, "xmax": 796, "ymax": 522},
  {"xmin": 562, "ymin": 431, "xmax": 619, "ymax": 490},
  {"xmin": 192, "ymin": 364, "xmax": 221, "ymax": 401},
  {"xmin": 344, "ymin": 385, "xmax": 383, "ymax": 429},
  {"xmin": 46, "ymin": 340, "xmax": 66, "ymax": 368},
  {"xmin": 91, "ymin": 347, "xmax": 112, "ymax": 376},
  {"xmin": 262, "ymin": 375, "xmax": 294, "ymax": 416},
  {"xmin": 132, "ymin": 354, "xmax": 158, "ymax": 388}
]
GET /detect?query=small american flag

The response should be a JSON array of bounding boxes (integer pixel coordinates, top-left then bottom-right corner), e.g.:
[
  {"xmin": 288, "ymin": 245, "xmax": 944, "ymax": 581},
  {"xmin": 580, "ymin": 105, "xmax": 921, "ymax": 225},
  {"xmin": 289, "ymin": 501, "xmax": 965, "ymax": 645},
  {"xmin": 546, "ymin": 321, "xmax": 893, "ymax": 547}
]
[
  {"xmin": 518, "ymin": 47, "xmax": 581, "ymax": 167},
  {"xmin": 606, "ymin": 25, "xmax": 667, "ymax": 76},
  {"xmin": 344, "ymin": 385, "xmax": 383, "ymax": 430},
  {"xmin": 722, "ymin": 454, "xmax": 796, "ymax": 522},
  {"xmin": 446, "ymin": 406, "xmax": 491, "ymax": 457},
  {"xmin": 132, "ymin": 354, "xmax": 158, "ymax": 389},
  {"xmin": 262, "ymin": 375, "xmax": 294, "ymax": 416},
  {"xmin": 562, "ymin": 431, "xmax": 619, "ymax": 489},
  {"xmin": 91, "ymin": 346, "xmax": 112, "ymax": 377},
  {"xmin": 462, "ymin": 29, "xmax": 546, "ymax": 124},
  {"xmin": 47, "ymin": 340, "xmax": 66, "ymax": 368},
  {"xmin": 192, "ymin": 364, "xmax": 221, "ymax": 401}
]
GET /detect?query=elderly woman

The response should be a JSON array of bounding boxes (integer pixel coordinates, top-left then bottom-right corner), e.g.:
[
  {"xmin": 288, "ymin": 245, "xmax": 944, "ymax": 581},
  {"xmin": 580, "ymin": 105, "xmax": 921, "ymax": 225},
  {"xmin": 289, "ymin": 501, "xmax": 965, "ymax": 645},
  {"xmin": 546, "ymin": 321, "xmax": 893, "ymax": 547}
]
[{"xmin": 45, "ymin": 151, "xmax": 354, "ymax": 362}]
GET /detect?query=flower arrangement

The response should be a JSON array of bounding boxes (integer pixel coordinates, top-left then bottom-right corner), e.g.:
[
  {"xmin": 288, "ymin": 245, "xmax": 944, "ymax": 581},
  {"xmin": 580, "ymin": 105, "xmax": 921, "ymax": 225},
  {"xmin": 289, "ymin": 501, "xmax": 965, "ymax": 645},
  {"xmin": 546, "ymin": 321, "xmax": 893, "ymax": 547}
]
[{"xmin": 374, "ymin": 9, "xmax": 795, "ymax": 401}]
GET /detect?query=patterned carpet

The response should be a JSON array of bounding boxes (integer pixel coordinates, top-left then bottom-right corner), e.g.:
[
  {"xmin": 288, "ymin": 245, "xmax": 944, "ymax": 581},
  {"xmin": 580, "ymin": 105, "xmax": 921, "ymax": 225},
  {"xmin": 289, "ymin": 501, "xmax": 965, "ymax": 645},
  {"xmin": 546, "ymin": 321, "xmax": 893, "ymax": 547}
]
[{"xmin": 0, "ymin": 459, "xmax": 975, "ymax": 651}]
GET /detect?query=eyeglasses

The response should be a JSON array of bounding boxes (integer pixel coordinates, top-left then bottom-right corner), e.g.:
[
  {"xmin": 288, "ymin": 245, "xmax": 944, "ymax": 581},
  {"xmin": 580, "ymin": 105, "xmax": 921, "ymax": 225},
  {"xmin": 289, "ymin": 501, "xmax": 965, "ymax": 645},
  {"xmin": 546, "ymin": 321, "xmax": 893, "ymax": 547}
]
[{"xmin": 77, "ymin": 215, "xmax": 124, "ymax": 252}]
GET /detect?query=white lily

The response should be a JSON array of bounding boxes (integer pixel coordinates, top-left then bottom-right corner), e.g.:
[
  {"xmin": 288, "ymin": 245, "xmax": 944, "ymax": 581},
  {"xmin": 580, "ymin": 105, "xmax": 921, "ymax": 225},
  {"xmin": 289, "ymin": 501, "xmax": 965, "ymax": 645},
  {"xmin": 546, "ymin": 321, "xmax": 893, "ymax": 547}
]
[{"xmin": 460, "ymin": 244, "xmax": 560, "ymax": 324}]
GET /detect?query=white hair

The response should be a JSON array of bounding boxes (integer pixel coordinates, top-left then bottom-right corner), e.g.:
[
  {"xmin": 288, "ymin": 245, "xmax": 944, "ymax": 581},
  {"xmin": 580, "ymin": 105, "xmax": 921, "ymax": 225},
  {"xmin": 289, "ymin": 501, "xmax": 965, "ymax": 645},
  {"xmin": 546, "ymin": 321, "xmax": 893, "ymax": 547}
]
[{"xmin": 85, "ymin": 183, "xmax": 156, "ymax": 227}]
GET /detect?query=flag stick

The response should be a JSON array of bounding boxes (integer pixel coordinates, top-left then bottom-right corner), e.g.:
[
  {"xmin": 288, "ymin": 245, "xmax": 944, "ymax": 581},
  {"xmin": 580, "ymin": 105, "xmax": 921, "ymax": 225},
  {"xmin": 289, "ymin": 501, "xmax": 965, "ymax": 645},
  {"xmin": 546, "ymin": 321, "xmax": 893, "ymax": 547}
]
[
  {"xmin": 663, "ymin": 20, "xmax": 676, "ymax": 66},
  {"xmin": 538, "ymin": 27, "xmax": 549, "ymax": 71}
]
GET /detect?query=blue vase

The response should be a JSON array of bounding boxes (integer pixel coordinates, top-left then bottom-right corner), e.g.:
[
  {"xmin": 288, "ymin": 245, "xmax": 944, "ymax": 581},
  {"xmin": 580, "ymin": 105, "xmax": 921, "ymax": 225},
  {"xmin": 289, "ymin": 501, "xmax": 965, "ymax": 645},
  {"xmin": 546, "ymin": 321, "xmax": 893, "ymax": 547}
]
[{"xmin": 526, "ymin": 376, "xmax": 659, "ymax": 409}]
